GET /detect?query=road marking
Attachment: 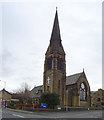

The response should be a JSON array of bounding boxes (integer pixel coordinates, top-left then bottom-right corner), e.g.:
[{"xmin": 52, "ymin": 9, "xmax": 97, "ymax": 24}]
[{"xmin": 12, "ymin": 114, "xmax": 25, "ymax": 118}]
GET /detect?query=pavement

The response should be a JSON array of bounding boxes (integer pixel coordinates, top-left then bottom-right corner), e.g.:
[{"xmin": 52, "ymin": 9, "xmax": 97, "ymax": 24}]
[{"xmin": 0, "ymin": 108, "xmax": 103, "ymax": 120}]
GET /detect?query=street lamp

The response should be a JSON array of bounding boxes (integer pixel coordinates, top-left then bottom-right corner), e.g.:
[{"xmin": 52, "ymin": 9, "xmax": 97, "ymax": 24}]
[
  {"xmin": 66, "ymin": 89, "xmax": 68, "ymax": 112},
  {"xmin": 66, "ymin": 88, "xmax": 73, "ymax": 111},
  {"xmin": 0, "ymin": 80, "xmax": 6, "ymax": 89}
]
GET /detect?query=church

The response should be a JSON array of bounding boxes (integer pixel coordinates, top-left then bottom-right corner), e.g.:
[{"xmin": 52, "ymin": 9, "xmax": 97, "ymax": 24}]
[{"xmin": 30, "ymin": 9, "xmax": 91, "ymax": 108}]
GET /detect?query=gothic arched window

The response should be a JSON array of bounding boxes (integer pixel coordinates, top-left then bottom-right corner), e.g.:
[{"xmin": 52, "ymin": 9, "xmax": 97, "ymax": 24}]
[
  {"xmin": 57, "ymin": 58, "xmax": 64, "ymax": 71},
  {"xmin": 46, "ymin": 57, "xmax": 52, "ymax": 70},
  {"xmin": 80, "ymin": 83, "xmax": 87, "ymax": 101}
]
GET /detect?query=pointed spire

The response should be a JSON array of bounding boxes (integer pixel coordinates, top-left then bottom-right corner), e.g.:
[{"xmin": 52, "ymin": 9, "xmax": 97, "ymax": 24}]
[
  {"xmin": 46, "ymin": 8, "xmax": 65, "ymax": 55},
  {"xmin": 50, "ymin": 8, "xmax": 61, "ymax": 43}
]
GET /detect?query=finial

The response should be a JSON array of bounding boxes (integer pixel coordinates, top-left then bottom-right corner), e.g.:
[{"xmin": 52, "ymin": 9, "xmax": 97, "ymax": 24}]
[
  {"xmin": 83, "ymin": 68, "xmax": 84, "ymax": 72},
  {"xmin": 56, "ymin": 6, "xmax": 58, "ymax": 10}
]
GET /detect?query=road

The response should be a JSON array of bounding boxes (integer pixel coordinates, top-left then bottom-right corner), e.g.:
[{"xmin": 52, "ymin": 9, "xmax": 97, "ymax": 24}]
[
  {"xmin": 0, "ymin": 109, "xmax": 2, "ymax": 120},
  {"xmin": 0, "ymin": 109, "xmax": 103, "ymax": 119}
]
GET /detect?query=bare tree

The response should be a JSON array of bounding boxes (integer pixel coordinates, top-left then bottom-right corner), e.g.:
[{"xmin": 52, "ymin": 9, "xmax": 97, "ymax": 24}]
[{"xmin": 12, "ymin": 82, "xmax": 32, "ymax": 104}]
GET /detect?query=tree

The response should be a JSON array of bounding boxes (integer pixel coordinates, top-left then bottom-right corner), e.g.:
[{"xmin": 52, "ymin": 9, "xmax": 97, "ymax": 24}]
[
  {"xmin": 40, "ymin": 92, "xmax": 60, "ymax": 109},
  {"xmin": 12, "ymin": 82, "xmax": 32, "ymax": 104}
]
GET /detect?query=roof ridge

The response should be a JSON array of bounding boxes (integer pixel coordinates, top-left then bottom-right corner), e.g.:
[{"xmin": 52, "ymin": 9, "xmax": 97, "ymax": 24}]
[
  {"xmin": 35, "ymin": 85, "xmax": 42, "ymax": 87},
  {"xmin": 66, "ymin": 72, "xmax": 83, "ymax": 77},
  {"xmin": 30, "ymin": 85, "xmax": 42, "ymax": 91}
]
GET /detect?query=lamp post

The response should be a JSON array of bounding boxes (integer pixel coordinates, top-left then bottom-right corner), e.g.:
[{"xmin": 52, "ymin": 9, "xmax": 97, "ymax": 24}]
[
  {"xmin": 66, "ymin": 89, "xmax": 68, "ymax": 112},
  {"xmin": 66, "ymin": 88, "xmax": 74, "ymax": 111}
]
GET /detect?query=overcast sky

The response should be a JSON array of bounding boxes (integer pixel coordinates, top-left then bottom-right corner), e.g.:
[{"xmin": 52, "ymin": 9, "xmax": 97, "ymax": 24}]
[{"xmin": 0, "ymin": 0, "xmax": 102, "ymax": 92}]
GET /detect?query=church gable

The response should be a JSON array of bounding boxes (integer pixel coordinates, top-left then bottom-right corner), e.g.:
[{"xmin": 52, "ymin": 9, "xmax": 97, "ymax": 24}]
[
  {"xmin": 30, "ymin": 85, "xmax": 42, "ymax": 99},
  {"xmin": 66, "ymin": 71, "xmax": 90, "ymax": 90},
  {"xmin": 77, "ymin": 71, "xmax": 90, "ymax": 92},
  {"xmin": 66, "ymin": 71, "xmax": 91, "ymax": 107}
]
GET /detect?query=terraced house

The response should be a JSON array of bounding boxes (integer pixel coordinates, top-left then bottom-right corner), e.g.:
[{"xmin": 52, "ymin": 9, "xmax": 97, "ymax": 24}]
[{"xmin": 91, "ymin": 89, "xmax": 104, "ymax": 107}]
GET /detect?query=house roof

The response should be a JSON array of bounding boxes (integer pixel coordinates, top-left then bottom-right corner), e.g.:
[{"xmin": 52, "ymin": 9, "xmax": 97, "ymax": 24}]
[
  {"xmin": 30, "ymin": 85, "xmax": 42, "ymax": 98},
  {"xmin": 0, "ymin": 89, "xmax": 12, "ymax": 95},
  {"xmin": 66, "ymin": 72, "xmax": 84, "ymax": 85},
  {"xmin": 91, "ymin": 91, "xmax": 96, "ymax": 94}
]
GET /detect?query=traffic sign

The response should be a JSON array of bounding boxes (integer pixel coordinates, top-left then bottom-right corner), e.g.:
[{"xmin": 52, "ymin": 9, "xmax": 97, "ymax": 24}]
[{"xmin": 41, "ymin": 103, "xmax": 47, "ymax": 108}]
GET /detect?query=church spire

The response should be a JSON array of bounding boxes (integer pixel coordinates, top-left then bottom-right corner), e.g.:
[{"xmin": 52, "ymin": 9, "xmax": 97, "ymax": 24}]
[
  {"xmin": 46, "ymin": 8, "xmax": 65, "ymax": 55},
  {"xmin": 50, "ymin": 7, "xmax": 61, "ymax": 42}
]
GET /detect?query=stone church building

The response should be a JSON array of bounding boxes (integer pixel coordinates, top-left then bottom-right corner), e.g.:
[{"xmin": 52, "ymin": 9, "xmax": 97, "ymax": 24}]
[{"xmin": 30, "ymin": 9, "xmax": 91, "ymax": 107}]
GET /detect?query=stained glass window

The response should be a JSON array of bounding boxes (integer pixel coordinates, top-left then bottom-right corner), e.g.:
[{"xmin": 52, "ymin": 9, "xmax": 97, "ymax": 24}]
[{"xmin": 80, "ymin": 83, "xmax": 87, "ymax": 101}]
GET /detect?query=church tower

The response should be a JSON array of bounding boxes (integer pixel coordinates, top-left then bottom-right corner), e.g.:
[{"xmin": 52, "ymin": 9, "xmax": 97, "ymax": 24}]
[{"xmin": 43, "ymin": 9, "xmax": 66, "ymax": 106}]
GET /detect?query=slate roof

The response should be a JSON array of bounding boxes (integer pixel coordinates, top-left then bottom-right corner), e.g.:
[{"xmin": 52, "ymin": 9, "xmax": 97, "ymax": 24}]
[
  {"xmin": 46, "ymin": 9, "xmax": 65, "ymax": 55},
  {"xmin": 66, "ymin": 72, "xmax": 83, "ymax": 85},
  {"xmin": 30, "ymin": 85, "xmax": 42, "ymax": 98}
]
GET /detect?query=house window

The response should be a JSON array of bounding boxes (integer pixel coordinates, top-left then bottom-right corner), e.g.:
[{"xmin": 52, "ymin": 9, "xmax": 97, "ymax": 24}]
[
  {"xmin": 36, "ymin": 91, "xmax": 38, "ymax": 94},
  {"xmin": 36, "ymin": 99, "xmax": 38, "ymax": 104},
  {"xmin": 80, "ymin": 83, "xmax": 87, "ymax": 101},
  {"xmin": 97, "ymin": 98, "xmax": 100, "ymax": 101}
]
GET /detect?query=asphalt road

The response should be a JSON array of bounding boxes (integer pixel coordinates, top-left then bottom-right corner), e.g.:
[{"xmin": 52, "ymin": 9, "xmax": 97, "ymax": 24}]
[
  {"xmin": 0, "ymin": 109, "xmax": 2, "ymax": 120},
  {"xmin": 0, "ymin": 109, "xmax": 103, "ymax": 119}
]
